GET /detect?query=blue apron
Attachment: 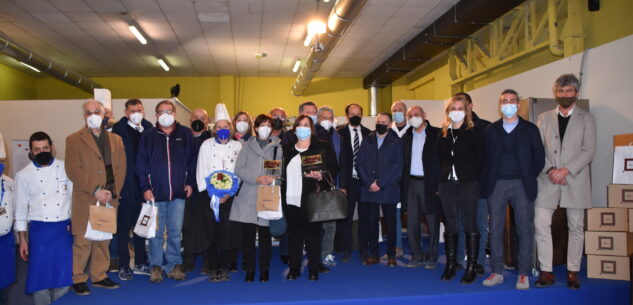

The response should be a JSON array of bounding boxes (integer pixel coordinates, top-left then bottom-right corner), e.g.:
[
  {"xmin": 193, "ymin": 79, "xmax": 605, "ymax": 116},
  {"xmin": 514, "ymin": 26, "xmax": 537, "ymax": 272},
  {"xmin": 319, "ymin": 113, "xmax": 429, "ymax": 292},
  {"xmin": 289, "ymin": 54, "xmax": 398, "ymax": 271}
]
[
  {"xmin": 0, "ymin": 229, "xmax": 16, "ymax": 289},
  {"xmin": 25, "ymin": 220, "xmax": 73, "ymax": 294}
]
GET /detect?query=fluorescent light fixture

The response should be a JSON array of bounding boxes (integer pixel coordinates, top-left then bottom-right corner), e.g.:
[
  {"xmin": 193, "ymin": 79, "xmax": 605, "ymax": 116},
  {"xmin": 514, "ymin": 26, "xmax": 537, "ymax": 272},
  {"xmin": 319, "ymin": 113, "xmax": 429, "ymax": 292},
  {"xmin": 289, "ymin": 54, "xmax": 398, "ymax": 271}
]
[
  {"xmin": 292, "ymin": 58, "xmax": 302, "ymax": 72},
  {"xmin": 303, "ymin": 33, "xmax": 314, "ymax": 46},
  {"xmin": 128, "ymin": 25, "xmax": 147, "ymax": 45},
  {"xmin": 307, "ymin": 20, "xmax": 326, "ymax": 35},
  {"xmin": 157, "ymin": 58, "xmax": 170, "ymax": 71},
  {"xmin": 20, "ymin": 62, "xmax": 40, "ymax": 72},
  {"xmin": 323, "ymin": 0, "xmax": 330, "ymax": 2}
]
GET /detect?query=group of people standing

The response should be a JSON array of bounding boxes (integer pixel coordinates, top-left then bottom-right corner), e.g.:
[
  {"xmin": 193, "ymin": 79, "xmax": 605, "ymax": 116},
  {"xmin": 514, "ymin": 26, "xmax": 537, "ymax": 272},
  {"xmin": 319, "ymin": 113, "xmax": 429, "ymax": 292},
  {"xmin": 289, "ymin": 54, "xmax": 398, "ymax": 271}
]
[{"xmin": 0, "ymin": 73, "xmax": 596, "ymax": 305}]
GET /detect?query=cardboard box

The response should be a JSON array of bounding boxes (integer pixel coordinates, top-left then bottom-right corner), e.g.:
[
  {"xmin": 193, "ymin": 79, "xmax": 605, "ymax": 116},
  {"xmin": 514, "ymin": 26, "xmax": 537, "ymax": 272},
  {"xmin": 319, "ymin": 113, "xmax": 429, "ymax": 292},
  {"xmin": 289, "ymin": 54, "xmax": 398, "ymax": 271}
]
[
  {"xmin": 587, "ymin": 255, "xmax": 630, "ymax": 281},
  {"xmin": 585, "ymin": 231, "xmax": 633, "ymax": 256},
  {"xmin": 608, "ymin": 184, "xmax": 633, "ymax": 208},
  {"xmin": 587, "ymin": 208, "xmax": 629, "ymax": 231},
  {"xmin": 630, "ymin": 209, "xmax": 633, "ymax": 232}
]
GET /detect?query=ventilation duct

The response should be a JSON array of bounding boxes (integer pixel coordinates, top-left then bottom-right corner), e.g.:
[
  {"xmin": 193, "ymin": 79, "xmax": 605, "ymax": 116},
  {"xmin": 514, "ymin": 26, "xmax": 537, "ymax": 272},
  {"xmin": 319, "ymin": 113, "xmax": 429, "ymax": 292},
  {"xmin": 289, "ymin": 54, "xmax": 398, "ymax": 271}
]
[
  {"xmin": 0, "ymin": 31, "xmax": 101, "ymax": 92},
  {"xmin": 291, "ymin": 0, "xmax": 367, "ymax": 96},
  {"xmin": 362, "ymin": 0, "xmax": 525, "ymax": 88}
]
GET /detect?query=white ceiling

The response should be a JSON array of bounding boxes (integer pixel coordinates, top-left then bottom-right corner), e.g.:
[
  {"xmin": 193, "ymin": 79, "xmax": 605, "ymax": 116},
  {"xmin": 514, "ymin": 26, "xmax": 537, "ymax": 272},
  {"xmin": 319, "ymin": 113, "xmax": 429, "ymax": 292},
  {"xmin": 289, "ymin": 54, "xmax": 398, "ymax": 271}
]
[{"xmin": 0, "ymin": 0, "xmax": 458, "ymax": 78}]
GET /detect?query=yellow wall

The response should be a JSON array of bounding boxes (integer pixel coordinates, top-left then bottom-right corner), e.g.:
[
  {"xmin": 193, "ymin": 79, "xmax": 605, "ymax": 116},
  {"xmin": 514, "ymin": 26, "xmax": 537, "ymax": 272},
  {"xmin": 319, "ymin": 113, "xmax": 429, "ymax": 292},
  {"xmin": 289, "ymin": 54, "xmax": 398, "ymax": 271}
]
[{"xmin": 0, "ymin": 63, "xmax": 37, "ymax": 100}]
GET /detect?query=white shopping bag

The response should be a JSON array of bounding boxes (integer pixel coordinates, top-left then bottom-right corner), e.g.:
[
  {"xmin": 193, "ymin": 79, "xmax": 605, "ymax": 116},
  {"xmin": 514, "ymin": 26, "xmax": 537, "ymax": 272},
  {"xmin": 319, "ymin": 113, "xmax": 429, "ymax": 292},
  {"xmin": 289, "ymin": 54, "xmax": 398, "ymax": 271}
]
[
  {"xmin": 133, "ymin": 201, "xmax": 158, "ymax": 239},
  {"xmin": 612, "ymin": 145, "xmax": 633, "ymax": 184},
  {"xmin": 84, "ymin": 201, "xmax": 114, "ymax": 241}
]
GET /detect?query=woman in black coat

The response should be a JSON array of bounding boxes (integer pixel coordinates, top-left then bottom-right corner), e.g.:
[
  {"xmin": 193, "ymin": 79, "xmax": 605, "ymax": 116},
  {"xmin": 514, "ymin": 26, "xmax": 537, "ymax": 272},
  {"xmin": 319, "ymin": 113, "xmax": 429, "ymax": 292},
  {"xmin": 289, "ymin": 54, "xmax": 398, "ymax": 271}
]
[
  {"xmin": 281, "ymin": 114, "xmax": 338, "ymax": 281},
  {"xmin": 437, "ymin": 96, "xmax": 485, "ymax": 284}
]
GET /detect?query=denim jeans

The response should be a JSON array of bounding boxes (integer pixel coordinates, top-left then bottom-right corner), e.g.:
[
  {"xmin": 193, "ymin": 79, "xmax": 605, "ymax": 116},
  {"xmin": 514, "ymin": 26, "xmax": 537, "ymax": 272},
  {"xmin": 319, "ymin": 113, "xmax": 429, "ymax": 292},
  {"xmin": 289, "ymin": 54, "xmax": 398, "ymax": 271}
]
[
  {"xmin": 321, "ymin": 221, "xmax": 336, "ymax": 258},
  {"xmin": 149, "ymin": 199, "xmax": 185, "ymax": 273}
]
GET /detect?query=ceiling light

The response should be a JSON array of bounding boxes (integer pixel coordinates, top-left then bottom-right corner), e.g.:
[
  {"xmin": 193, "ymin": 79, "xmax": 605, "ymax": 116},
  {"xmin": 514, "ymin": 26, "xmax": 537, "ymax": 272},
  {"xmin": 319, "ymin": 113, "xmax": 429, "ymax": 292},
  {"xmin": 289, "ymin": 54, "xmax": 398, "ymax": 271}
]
[
  {"xmin": 128, "ymin": 25, "xmax": 147, "ymax": 45},
  {"xmin": 303, "ymin": 33, "xmax": 314, "ymax": 46},
  {"xmin": 19, "ymin": 61, "xmax": 40, "ymax": 72},
  {"xmin": 307, "ymin": 20, "xmax": 326, "ymax": 35},
  {"xmin": 292, "ymin": 58, "xmax": 302, "ymax": 72},
  {"xmin": 157, "ymin": 58, "xmax": 170, "ymax": 71},
  {"xmin": 323, "ymin": 0, "xmax": 330, "ymax": 2}
]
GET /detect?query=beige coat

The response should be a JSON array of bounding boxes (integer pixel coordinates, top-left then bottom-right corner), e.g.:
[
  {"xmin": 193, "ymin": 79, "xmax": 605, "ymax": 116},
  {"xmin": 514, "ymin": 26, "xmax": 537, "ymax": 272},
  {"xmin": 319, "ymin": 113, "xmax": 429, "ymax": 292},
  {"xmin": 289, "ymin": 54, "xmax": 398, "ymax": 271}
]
[
  {"xmin": 535, "ymin": 106, "xmax": 596, "ymax": 209},
  {"xmin": 65, "ymin": 127, "xmax": 126, "ymax": 235}
]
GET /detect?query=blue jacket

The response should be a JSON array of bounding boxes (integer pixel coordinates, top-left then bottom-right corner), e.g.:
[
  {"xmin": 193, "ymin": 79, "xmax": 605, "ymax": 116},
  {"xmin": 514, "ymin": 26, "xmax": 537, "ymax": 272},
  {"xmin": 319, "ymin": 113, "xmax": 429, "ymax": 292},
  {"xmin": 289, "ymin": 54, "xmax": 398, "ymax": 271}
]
[
  {"xmin": 136, "ymin": 123, "xmax": 196, "ymax": 202},
  {"xmin": 482, "ymin": 117, "xmax": 545, "ymax": 201},
  {"xmin": 112, "ymin": 116, "xmax": 153, "ymax": 205},
  {"xmin": 357, "ymin": 130, "xmax": 403, "ymax": 204}
]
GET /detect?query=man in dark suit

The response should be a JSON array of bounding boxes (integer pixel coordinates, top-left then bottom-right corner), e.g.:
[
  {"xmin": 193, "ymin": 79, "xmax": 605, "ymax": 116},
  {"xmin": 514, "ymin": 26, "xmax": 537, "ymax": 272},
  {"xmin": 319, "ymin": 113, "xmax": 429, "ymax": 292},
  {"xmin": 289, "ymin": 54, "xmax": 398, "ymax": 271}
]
[
  {"xmin": 481, "ymin": 89, "xmax": 545, "ymax": 290},
  {"xmin": 336, "ymin": 103, "xmax": 371, "ymax": 263},
  {"xmin": 401, "ymin": 106, "xmax": 441, "ymax": 270}
]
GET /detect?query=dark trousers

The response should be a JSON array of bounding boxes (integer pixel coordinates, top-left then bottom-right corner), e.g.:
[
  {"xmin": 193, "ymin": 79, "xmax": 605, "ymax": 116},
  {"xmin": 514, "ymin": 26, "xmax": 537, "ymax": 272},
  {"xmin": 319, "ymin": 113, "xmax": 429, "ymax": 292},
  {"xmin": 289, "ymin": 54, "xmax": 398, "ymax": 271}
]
[
  {"xmin": 337, "ymin": 178, "xmax": 360, "ymax": 255},
  {"xmin": 362, "ymin": 202, "xmax": 397, "ymax": 258},
  {"xmin": 407, "ymin": 178, "xmax": 440, "ymax": 262},
  {"xmin": 116, "ymin": 202, "xmax": 147, "ymax": 267},
  {"xmin": 488, "ymin": 179, "xmax": 534, "ymax": 276},
  {"xmin": 241, "ymin": 223, "xmax": 271, "ymax": 272},
  {"xmin": 439, "ymin": 181, "xmax": 479, "ymax": 234},
  {"xmin": 287, "ymin": 205, "xmax": 321, "ymax": 270}
]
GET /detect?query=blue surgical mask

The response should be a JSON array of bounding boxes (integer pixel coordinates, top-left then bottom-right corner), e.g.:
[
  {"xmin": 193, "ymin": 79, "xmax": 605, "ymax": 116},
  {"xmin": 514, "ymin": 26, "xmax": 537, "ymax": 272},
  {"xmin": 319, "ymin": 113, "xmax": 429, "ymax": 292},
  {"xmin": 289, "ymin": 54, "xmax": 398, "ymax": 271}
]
[
  {"xmin": 217, "ymin": 128, "xmax": 230, "ymax": 141},
  {"xmin": 392, "ymin": 112, "xmax": 405, "ymax": 124},
  {"xmin": 0, "ymin": 162, "xmax": 4, "ymax": 175},
  {"xmin": 501, "ymin": 104, "xmax": 518, "ymax": 118},
  {"xmin": 295, "ymin": 126, "xmax": 311, "ymax": 140},
  {"xmin": 309, "ymin": 115, "xmax": 318, "ymax": 125}
]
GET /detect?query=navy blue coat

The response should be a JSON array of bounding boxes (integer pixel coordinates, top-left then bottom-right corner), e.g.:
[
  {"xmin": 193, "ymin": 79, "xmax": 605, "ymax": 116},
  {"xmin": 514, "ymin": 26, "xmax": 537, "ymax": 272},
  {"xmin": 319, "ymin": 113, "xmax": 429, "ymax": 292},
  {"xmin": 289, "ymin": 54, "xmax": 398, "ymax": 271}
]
[
  {"xmin": 111, "ymin": 116, "xmax": 153, "ymax": 206},
  {"xmin": 357, "ymin": 130, "xmax": 403, "ymax": 204},
  {"xmin": 482, "ymin": 117, "xmax": 545, "ymax": 201},
  {"xmin": 136, "ymin": 123, "xmax": 196, "ymax": 202}
]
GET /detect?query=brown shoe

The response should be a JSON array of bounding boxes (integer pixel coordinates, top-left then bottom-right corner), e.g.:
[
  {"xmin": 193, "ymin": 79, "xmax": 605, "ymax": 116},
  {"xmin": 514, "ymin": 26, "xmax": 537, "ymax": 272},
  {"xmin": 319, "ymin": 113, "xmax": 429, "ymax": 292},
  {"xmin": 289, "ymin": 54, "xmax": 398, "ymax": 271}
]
[
  {"xmin": 387, "ymin": 258, "xmax": 397, "ymax": 267},
  {"xmin": 567, "ymin": 271, "xmax": 580, "ymax": 290},
  {"xmin": 150, "ymin": 266, "xmax": 163, "ymax": 283},
  {"xmin": 535, "ymin": 271, "xmax": 555, "ymax": 287},
  {"xmin": 167, "ymin": 264, "xmax": 186, "ymax": 280},
  {"xmin": 364, "ymin": 257, "xmax": 380, "ymax": 266}
]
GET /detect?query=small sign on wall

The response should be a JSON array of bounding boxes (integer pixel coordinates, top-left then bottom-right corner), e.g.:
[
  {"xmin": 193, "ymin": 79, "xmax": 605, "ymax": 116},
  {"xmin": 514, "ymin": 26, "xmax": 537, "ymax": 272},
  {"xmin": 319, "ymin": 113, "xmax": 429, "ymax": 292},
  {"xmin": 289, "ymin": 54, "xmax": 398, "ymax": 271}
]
[{"xmin": 11, "ymin": 140, "xmax": 30, "ymax": 178}]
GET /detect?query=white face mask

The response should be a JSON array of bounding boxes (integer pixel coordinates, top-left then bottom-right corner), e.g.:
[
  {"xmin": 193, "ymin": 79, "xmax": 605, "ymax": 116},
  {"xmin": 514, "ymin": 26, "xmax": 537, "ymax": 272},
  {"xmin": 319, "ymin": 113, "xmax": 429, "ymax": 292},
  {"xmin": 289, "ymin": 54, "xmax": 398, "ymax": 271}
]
[
  {"xmin": 87, "ymin": 114, "xmax": 103, "ymax": 129},
  {"xmin": 448, "ymin": 110, "xmax": 465, "ymax": 123},
  {"xmin": 408, "ymin": 116, "xmax": 423, "ymax": 129},
  {"xmin": 319, "ymin": 120, "xmax": 333, "ymax": 130},
  {"xmin": 236, "ymin": 121, "xmax": 249, "ymax": 134},
  {"xmin": 257, "ymin": 126, "xmax": 272, "ymax": 140},
  {"xmin": 129, "ymin": 112, "xmax": 143, "ymax": 125},
  {"xmin": 158, "ymin": 113, "xmax": 175, "ymax": 127}
]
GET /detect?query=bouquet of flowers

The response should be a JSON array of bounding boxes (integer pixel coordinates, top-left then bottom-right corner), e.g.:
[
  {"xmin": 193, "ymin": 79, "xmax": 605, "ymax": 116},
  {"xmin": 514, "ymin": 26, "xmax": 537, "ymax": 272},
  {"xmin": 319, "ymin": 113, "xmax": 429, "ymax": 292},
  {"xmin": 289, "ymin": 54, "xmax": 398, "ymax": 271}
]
[{"xmin": 205, "ymin": 170, "xmax": 241, "ymax": 222}]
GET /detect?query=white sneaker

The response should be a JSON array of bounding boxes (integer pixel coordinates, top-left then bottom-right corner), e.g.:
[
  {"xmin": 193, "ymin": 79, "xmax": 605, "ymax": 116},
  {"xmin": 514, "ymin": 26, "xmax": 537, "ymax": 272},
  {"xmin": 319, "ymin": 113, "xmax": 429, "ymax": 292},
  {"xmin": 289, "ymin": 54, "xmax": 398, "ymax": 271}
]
[
  {"xmin": 322, "ymin": 254, "xmax": 337, "ymax": 267},
  {"xmin": 516, "ymin": 275, "xmax": 530, "ymax": 290},
  {"xmin": 482, "ymin": 273, "xmax": 504, "ymax": 287}
]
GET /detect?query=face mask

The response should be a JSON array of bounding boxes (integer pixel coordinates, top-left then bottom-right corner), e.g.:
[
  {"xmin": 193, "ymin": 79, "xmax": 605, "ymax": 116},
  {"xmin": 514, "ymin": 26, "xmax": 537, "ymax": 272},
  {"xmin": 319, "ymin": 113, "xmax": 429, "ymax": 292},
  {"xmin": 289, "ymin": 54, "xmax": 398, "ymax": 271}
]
[
  {"xmin": 257, "ymin": 126, "xmax": 272, "ymax": 140},
  {"xmin": 556, "ymin": 96, "xmax": 576, "ymax": 108},
  {"xmin": 349, "ymin": 115, "xmax": 361, "ymax": 126},
  {"xmin": 33, "ymin": 151, "xmax": 53, "ymax": 166},
  {"xmin": 158, "ymin": 113, "xmax": 175, "ymax": 127},
  {"xmin": 501, "ymin": 104, "xmax": 518, "ymax": 118},
  {"xmin": 236, "ymin": 121, "xmax": 249, "ymax": 134},
  {"xmin": 295, "ymin": 126, "xmax": 311, "ymax": 140},
  {"xmin": 217, "ymin": 128, "xmax": 230, "ymax": 141},
  {"xmin": 392, "ymin": 112, "xmax": 405, "ymax": 124},
  {"xmin": 191, "ymin": 119, "xmax": 205, "ymax": 132},
  {"xmin": 448, "ymin": 110, "xmax": 465, "ymax": 123},
  {"xmin": 309, "ymin": 115, "xmax": 318, "ymax": 125},
  {"xmin": 129, "ymin": 112, "xmax": 143, "ymax": 125},
  {"xmin": 272, "ymin": 118, "xmax": 285, "ymax": 130},
  {"xmin": 87, "ymin": 114, "xmax": 103, "ymax": 129},
  {"xmin": 408, "ymin": 116, "xmax": 423, "ymax": 129},
  {"xmin": 320, "ymin": 120, "xmax": 333, "ymax": 130},
  {"xmin": 0, "ymin": 162, "xmax": 4, "ymax": 175},
  {"xmin": 375, "ymin": 123, "xmax": 388, "ymax": 135}
]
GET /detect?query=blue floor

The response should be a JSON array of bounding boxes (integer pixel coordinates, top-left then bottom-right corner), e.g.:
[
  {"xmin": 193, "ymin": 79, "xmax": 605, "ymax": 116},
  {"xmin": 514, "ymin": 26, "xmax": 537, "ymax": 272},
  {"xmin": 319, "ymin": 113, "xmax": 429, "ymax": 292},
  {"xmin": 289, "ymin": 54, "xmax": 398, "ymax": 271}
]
[{"xmin": 55, "ymin": 246, "xmax": 630, "ymax": 305}]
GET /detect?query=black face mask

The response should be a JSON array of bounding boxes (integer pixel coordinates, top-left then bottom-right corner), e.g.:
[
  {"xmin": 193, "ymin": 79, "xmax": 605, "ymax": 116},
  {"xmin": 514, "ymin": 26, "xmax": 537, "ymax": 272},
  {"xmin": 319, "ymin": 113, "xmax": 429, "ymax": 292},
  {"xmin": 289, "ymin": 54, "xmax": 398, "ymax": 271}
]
[
  {"xmin": 556, "ymin": 96, "xmax": 576, "ymax": 109},
  {"xmin": 191, "ymin": 120, "xmax": 205, "ymax": 132},
  {"xmin": 375, "ymin": 124, "xmax": 388, "ymax": 135},
  {"xmin": 272, "ymin": 118, "xmax": 285, "ymax": 130},
  {"xmin": 31, "ymin": 151, "xmax": 53, "ymax": 166},
  {"xmin": 349, "ymin": 115, "xmax": 361, "ymax": 127}
]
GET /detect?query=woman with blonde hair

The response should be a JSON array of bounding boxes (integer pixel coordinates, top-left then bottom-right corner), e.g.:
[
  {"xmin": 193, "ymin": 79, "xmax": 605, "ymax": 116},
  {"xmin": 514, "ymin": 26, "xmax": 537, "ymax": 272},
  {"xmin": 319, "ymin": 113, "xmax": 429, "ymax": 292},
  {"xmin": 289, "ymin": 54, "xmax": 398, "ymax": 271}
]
[
  {"xmin": 233, "ymin": 111, "xmax": 254, "ymax": 142},
  {"xmin": 437, "ymin": 96, "xmax": 484, "ymax": 284}
]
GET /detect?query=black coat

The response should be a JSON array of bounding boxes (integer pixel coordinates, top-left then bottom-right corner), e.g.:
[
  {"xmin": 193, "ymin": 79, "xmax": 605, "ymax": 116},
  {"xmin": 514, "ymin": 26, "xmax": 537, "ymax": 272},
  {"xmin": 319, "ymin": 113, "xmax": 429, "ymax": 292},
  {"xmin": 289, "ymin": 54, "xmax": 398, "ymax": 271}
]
[
  {"xmin": 337, "ymin": 124, "xmax": 371, "ymax": 190},
  {"xmin": 437, "ymin": 124, "xmax": 485, "ymax": 184},
  {"xmin": 357, "ymin": 130, "xmax": 403, "ymax": 204},
  {"xmin": 482, "ymin": 117, "xmax": 545, "ymax": 201},
  {"xmin": 401, "ymin": 122, "xmax": 441, "ymax": 214}
]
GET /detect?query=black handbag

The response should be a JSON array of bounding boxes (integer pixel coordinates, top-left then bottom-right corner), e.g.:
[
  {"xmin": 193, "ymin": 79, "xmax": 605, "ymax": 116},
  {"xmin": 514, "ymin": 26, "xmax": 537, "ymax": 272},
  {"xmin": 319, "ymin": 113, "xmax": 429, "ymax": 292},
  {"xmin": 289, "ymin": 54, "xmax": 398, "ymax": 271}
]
[{"xmin": 306, "ymin": 172, "xmax": 347, "ymax": 222}]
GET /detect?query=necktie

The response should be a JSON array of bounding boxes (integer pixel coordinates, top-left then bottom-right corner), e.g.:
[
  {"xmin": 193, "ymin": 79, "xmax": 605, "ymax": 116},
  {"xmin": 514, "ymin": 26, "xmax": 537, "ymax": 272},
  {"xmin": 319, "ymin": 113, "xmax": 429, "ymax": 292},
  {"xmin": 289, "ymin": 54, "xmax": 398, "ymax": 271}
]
[{"xmin": 353, "ymin": 128, "xmax": 359, "ymax": 174}]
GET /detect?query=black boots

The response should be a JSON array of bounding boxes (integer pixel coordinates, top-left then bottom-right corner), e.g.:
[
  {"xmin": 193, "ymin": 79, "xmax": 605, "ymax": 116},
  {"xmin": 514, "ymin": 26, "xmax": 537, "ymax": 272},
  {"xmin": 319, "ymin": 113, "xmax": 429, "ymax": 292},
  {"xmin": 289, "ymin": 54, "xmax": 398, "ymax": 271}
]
[
  {"xmin": 441, "ymin": 233, "xmax": 458, "ymax": 281},
  {"xmin": 461, "ymin": 232, "xmax": 480, "ymax": 284}
]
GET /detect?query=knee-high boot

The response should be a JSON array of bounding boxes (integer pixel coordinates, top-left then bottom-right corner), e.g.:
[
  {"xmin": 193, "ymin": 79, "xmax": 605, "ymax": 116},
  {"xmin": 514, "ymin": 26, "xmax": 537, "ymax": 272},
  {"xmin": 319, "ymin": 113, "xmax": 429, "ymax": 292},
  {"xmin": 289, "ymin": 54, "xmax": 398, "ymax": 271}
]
[
  {"xmin": 461, "ymin": 232, "xmax": 480, "ymax": 284},
  {"xmin": 440, "ymin": 233, "xmax": 458, "ymax": 281}
]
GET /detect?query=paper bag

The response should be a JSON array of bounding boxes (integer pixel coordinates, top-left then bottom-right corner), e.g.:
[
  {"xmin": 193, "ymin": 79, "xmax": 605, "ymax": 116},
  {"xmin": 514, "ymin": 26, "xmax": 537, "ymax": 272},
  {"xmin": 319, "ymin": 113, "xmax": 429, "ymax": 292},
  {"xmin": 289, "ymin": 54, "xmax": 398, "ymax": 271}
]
[
  {"xmin": 134, "ymin": 201, "xmax": 158, "ymax": 239},
  {"xmin": 89, "ymin": 202, "xmax": 117, "ymax": 234},
  {"xmin": 256, "ymin": 185, "xmax": 281, "ymax": 211}
]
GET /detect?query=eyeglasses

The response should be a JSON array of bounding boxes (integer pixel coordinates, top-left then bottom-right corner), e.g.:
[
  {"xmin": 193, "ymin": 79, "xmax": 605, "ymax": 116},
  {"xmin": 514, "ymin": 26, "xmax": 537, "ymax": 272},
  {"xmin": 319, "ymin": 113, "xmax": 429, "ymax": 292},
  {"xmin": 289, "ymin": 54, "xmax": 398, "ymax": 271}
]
[
  {"xmin": 157, "ymin": 110, "xmax": 174, "ymax": 115},
  {"xmin": 500, "ymin": 99, "xmax": 518, "ymax": 104},
  {"xmin": 85, "ymin": 110, "xmax": 102, "ymax": 116}
]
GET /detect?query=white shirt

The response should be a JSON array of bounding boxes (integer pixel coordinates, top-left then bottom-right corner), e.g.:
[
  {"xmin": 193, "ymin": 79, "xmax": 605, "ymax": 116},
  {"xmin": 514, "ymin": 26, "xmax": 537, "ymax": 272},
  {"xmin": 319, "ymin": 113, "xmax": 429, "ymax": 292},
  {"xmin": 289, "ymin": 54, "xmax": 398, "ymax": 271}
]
[
  {"xmin": 0, "ymin": 175, "xmax": 15, "ymax": 236},
  {"xmin": 557, "ymin": 104, "xmax": 575, "ymax": 118},
  {"xmin": 348, "ymin": 125, "xmax": 363, "ymax": 178},
  {"xmin": 286, "ymin": 145, "xmax": 308, "ymax": 207},
  {"xmin": 127, "ymin": 120, "xmax": 144, "ymax": 133},
  {"xmin": 196, "ymin": 138, "xmax": 243, "ymax": 191},
  {"xmin": 448, "ymin": 125, "xmax": 459, "ymax": 181},
  {"xmin": 391, "ymin": 122, "xmax": 411, "ymax": 138},
  {"xmin": 0, "ymin": 131, "xmax": 6, "ymax": 159},
  {"xmin": 14, "ymin": 159, "xmax": 72, "ymax": 232},
  {"xmin": 410, "ymin": 128, "xmax": 426, "ymax": 176}
]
